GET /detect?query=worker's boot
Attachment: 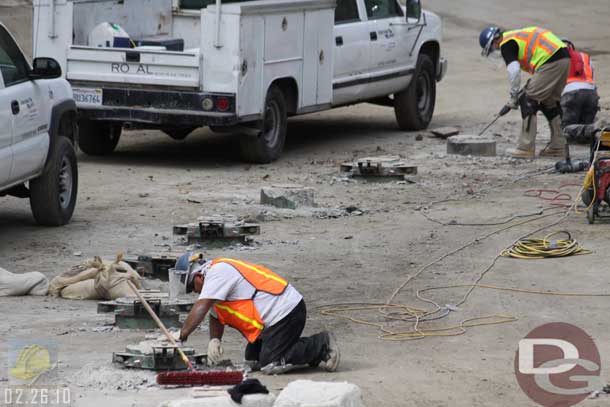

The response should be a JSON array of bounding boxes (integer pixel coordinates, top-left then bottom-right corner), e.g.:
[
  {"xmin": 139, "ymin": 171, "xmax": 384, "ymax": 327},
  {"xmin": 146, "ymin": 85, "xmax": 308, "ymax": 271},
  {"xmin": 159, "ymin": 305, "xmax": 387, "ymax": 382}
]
[
  {"xmin": 260, "ymin": 360, "xmax": 300, "ymax": 375},
  {"xmin": 321, "ymin": 331, "xmax": 340, "ymax": 372},
  {"xmin": 507, "ymin": 115, "xmax": 536, "ymax": 159},
  {"xmin": 540, "ymin": 116, "xmax": 566, "ymax": 158}
]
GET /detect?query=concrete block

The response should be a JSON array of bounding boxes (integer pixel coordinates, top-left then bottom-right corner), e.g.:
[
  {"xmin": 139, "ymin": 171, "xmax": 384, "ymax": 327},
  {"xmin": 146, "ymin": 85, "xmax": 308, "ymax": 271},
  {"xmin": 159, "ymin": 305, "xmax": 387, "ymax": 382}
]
[
  {"xmin": 273, "ymin": 380, "xmax": 364, "ymax": 407},
  {"xmin": 260, "ymin": 185, "xmax": 315, "ymax": 209},
  {"xmin": 160, "ymin": 393, "xmax": 276, "ymax": 407},
  {"xmin": 430, "ymin": 126, "xmax": 460, "ymax": 139},
  {"xmin": 447, "ymin": 135, "xmax": 496, "ymax": 157}
]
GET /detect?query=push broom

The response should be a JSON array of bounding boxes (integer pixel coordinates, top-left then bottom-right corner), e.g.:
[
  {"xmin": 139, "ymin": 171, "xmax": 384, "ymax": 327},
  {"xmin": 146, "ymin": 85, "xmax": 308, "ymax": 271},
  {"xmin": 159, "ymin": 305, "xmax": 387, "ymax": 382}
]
[{"xmin": 126, "ymin": 281, "xmax": 243, "ymax": 386}]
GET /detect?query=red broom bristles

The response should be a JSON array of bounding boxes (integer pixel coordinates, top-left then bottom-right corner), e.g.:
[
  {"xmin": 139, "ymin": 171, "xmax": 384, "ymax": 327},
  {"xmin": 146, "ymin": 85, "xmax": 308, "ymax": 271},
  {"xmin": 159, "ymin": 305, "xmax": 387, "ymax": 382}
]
[{"xmin": 157, "ymin": 370, "xmax": 244, "ymax": 386}]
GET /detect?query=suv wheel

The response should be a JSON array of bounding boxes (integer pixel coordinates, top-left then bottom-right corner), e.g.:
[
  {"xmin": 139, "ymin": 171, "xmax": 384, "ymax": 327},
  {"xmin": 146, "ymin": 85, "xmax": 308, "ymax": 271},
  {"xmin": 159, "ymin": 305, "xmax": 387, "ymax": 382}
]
[
  {"xmin": 239, "ymin": 85, "xmax": 287, "ymax": 163},
  {"xmin": 394, "ymin": 54, "xmax": 436, "ymax": 130},
  {"xmin": 78, "ymin": 120, "xmax": 122, "ymax": 155},
  {"xmin": 30, "ymin": 135, "xmax": 78, "ymax": 226}
]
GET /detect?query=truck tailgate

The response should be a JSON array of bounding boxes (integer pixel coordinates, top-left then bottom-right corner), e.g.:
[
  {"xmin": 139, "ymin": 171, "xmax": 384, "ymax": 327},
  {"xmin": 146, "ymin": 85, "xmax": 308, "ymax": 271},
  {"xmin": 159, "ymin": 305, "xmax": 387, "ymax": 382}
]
[{"xmin": 66, "ymin": 46, "xmax": 200, "ymax": 88}]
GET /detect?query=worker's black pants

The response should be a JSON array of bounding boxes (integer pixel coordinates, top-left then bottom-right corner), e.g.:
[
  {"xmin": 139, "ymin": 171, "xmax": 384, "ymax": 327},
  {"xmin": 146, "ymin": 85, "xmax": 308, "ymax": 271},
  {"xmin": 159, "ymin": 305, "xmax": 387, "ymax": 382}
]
[
  {"xmin": 244, "ymin": 300, "xmax": 328, "ymax": 367},
  {"xmin": 561, "ymin": 89, "xmax": 600, "ymax": 140}
]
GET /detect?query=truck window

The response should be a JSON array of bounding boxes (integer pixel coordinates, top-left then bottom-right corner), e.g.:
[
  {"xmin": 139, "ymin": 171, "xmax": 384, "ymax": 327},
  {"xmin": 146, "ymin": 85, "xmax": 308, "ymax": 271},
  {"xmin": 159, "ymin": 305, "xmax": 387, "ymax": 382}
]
[
  {"xmin": 335, "ymin": 0, "xmax": 360, "ymax": 24},
  {"xmin": 364, "ymin": 0, "xmax": 403, "ymax": 19},
  {"xmin": 0, "ymin": 27, "xmax": 29, "ymax": 87}
]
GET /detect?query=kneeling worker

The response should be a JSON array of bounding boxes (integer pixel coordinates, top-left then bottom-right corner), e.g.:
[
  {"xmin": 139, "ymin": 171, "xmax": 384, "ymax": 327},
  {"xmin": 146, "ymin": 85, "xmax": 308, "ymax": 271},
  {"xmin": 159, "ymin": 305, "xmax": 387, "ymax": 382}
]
[
  {"xmin": 561, "ymin": 38, "xmax": 599, "ymax": 142},
  {"xmin": 177, "ymin": 254, "xmax": 340, "ymax": 374}
]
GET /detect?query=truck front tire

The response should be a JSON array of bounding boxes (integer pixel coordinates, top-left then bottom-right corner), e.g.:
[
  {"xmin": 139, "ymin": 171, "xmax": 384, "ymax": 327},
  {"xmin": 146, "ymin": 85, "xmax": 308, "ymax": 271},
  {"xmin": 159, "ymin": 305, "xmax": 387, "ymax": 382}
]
[
  {"xmin": 394, "ymin": 54, "xmax": 436, "ymax": 131},
  {"xmin": 239, "ymin": 85, "xmax": 287, "ymax": 163},
  {"xmin": 30, "ymin": 135, "xmax": 78, "ymax": 226},
  {"xmin": 78, "ymin": 120, "xmax": 122, "ymax": 155}
]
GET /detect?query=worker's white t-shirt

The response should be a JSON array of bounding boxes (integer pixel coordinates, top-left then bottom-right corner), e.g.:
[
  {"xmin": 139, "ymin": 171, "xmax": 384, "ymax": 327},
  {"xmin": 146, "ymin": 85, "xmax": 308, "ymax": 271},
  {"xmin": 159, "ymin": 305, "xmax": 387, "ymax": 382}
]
[{"xmin": 199, "ymin": 261, "xmax": 303, "ymax": 327}]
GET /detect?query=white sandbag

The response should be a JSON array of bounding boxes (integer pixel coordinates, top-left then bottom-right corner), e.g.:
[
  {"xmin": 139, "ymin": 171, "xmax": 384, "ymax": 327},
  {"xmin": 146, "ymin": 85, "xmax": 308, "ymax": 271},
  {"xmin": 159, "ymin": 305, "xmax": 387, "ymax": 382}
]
[
  {"xmin": 160, "ymin": 394, "xmax": 276, "ymax": 407},
  {"xmin": 48, "ymin": 255, "xmax": 141, "ymax": 300},
  {"xmin": 0, "ymin": 267, "xmax": 49, "ymax": 296},
  {"xmin": 273, "ymin": 380, "xmax": 364, "ymax": 407},
  {"xmin": 48, "ymin": 257, "xmax": 104, "ymax": 297},
  {"xmin": 94, "ymin": 260, "xmax": 141, "ymax": 299},
  {"xmin": 58, "ymin": 279, "xmax": 99, "ymax": 300}
]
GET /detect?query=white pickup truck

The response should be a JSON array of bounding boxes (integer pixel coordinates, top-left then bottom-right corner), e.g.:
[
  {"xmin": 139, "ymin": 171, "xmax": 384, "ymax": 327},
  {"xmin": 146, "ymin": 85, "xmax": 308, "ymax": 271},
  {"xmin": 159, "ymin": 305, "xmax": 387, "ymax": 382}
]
[
  {"xmin": 33, "ymin": 0, "xmax": 446, "ymax": 163},
  {"xmin": 0, "ymin": 22, "xmax": 78, "ymax": 226}
]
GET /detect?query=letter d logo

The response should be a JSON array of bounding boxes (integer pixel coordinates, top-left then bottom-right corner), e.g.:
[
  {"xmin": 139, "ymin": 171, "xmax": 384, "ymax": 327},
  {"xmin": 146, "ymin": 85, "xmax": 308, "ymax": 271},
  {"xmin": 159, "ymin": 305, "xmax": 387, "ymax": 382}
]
[{"xmin": 519, "ymin": 339, "xmax": 579, "ymax": 374}]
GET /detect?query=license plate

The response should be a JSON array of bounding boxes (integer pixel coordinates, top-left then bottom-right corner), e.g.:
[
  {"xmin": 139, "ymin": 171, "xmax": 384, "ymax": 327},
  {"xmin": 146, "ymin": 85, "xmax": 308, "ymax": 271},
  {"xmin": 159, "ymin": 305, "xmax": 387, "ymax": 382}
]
[{"xmin": 72, "ymin": 87, "xmax": 103, "ymax": 106}]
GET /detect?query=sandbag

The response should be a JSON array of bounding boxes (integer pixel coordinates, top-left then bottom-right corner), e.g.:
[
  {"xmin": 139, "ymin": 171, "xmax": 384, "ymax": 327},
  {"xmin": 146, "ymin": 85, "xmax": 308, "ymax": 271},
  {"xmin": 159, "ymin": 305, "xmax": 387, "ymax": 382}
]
[
  {"xmin": 0, "ymin": 267, "xmax": 49, "ymax": 297},
  {"xmin": 48, "ymin": 255, "xmax": 142, "ymax": 300},
  {"xmin": 58, "ymin": 279, "xmax": 98, "ymax": 300},
  {"xmin": 48, "ymin": 257, "xmax": 104, "ymax": 297}
]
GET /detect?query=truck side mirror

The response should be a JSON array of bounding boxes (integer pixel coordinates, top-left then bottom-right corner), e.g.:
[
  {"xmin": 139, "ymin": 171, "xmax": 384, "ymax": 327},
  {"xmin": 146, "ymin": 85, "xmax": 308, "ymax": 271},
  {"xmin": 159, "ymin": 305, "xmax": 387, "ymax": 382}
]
[
  {"xmin": 29, "ymin": 57, "xmax": 62, "ymax": 80},
  {"xmin": 406, "ymin": 0, "xmax": 421, "ymax": 23}
]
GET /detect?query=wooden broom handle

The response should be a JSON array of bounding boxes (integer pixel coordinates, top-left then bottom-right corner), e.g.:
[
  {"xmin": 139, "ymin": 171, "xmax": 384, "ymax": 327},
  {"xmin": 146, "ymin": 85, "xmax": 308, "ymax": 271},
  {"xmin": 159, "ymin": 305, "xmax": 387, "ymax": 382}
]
[{"xmin": 126, "ymin": 281, "xmax": 194, "ymax": 370}]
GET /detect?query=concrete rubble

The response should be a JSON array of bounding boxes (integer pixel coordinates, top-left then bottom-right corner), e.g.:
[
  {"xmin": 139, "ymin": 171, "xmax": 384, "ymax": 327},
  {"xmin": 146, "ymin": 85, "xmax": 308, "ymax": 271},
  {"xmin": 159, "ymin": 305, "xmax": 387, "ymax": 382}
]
[
  {"xmin": 260, "ymin": 185, "xmax": 316, "ymax": 209},
  {"xmin": 446, "ymin": 135, "xmax": 497, "ymax": 157},
  {"xmin": 274, "ymin": 380, "xmax": 364, "ymax": 407},
  {"xmin": 430, "ymin": 126, "xmax": 460, "ymax": 139}
]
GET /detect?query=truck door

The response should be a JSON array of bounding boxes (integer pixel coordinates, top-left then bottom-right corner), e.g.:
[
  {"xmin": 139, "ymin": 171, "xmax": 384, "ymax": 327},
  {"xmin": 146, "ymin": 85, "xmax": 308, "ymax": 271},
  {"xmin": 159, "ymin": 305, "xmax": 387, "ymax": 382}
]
[
  {"xmin": 363, "ymin": 0, "xmax": 414, "ymax": 98},
  {"xmin": 0, "ymin": 32, "xmax": 15, "ymax": 187},
  {"xmin": 0, "ymin": 26, "xmax": 48, "ymax": 183},
  {"xmin": 332, "ymin": 0, "xmax": 373, "ymax": 105}
]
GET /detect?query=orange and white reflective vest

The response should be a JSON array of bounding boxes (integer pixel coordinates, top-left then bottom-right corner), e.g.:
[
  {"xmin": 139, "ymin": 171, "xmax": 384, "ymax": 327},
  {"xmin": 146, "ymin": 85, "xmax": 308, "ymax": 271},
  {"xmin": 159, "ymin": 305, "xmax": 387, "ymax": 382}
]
[
  {"xmin": 500, "ymin": 27, "xmax": 566, "ymax": 74},
  {"xmin": 211, "ymin": 258, "xmax": 288, "ymax": 343},
  {"xmin": 567, "ymin": 50, "xmax": 595, "ymax": 85}
]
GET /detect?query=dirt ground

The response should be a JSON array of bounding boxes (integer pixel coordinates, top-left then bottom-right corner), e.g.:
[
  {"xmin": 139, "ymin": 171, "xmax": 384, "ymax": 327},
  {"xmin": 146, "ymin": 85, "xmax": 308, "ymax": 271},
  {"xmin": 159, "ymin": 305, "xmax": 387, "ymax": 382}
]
[{"xmin": 2, "ymin": 1, "xmax": 610, "ymax": 406}]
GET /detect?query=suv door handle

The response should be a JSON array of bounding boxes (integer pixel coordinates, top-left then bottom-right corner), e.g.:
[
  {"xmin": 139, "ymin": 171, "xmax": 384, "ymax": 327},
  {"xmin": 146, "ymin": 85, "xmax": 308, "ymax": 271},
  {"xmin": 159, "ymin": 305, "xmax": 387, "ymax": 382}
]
[
  {"xmin": 335, "ymin": 36, "xmax": 344, "ymax": 46},
  {"xmin": 370, "ymin": 32, "xmax": 378, "ymax": 41},
  {"xmin": 11, "ymin": 100, "xmax": 19, "ymax": 115}
]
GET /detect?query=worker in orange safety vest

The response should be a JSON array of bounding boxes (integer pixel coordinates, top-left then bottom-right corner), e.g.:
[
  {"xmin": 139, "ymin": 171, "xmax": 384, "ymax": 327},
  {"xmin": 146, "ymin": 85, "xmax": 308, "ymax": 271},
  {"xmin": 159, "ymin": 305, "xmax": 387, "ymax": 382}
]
[
  {"xmin": 480, "ymin": 26, "xmax": 570, "ymax": 159},
  {"xmin": 560, "ymin": 38, "xmax": 599, "ymax": 143},
  {"xmin": 176, "ymin": 253, "xmax": 340, "ymax": 375}
]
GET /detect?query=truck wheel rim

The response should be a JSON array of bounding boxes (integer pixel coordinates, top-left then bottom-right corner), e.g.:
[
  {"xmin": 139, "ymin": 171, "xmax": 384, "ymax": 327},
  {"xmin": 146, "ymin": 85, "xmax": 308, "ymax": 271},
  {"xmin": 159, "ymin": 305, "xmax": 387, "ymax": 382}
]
[
  {"xmin": 58, "ymin": 156, "xmax": 73, "ymax": 209},
  {"xmin": 263, "ymin": 100, "xmax": 280, "ymax": 147},
  {"xmin": 416, "ymin": 70, "xmax": 431, "ymax": 116}
]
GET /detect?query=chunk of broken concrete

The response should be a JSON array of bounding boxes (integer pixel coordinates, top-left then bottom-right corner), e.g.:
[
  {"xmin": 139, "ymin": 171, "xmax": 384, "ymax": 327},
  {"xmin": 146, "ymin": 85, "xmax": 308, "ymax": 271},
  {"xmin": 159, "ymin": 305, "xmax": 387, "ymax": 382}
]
[
  {"xmin": 430, "ymin": 127, "xmax": 460, "ymax": 139},
  {"xmin": 260, "ymin": 185, "xmax": 315, "ymax": 210},
  {"xmin": 274, "ymin": 380, "xmax": 364, "ymax": 407},
  {"xmin": 447, "ymin": 135, "xmax": 496, "ymax": 157}
]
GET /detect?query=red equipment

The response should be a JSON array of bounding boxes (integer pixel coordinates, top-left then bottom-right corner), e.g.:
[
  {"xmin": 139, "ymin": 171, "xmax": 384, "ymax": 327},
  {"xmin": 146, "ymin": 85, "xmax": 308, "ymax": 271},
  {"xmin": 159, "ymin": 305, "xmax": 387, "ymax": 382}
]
[
  {"xmin": 582, "ymin": 127, "xmax": 610, "ymax": 223},
  {"xmin": 156, "ymin": 370, "xmax": 244, "ymax": 386}
]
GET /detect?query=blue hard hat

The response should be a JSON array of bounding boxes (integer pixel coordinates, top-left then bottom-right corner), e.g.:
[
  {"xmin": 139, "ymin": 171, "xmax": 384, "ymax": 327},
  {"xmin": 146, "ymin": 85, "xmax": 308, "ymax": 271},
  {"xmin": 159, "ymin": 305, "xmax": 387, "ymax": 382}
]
[
  {"xmin": 479, "ymin": 26, "xmax": 500, "ymax": 56},
  {"xmin": 175, "ymin": 252, "xmax": 193, "ymax": 272}
]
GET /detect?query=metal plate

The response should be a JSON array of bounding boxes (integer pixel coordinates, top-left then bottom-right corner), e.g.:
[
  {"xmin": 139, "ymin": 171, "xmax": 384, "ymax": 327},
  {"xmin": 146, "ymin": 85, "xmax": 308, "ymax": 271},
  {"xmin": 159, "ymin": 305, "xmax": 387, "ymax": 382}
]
[{"xmin": 341, "ymin": 155, "xmax": 417, "ymax": 179}]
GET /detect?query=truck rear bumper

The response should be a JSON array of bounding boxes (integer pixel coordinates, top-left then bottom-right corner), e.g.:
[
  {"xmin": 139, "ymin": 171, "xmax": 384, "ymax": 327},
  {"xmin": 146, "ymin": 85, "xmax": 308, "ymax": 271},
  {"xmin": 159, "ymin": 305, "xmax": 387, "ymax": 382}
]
[
  {"xmin": 74, "ymin": 86, "xmax": 241, "ymax": 126},
  {"xmin": 79, "ymin": 105, "xmax": 240, "ymax": 126}
]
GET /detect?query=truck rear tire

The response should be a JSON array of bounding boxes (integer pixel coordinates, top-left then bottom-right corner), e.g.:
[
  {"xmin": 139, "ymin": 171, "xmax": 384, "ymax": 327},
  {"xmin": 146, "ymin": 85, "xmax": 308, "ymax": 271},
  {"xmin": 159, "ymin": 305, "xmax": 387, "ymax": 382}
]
[
  {"xmin": 30, "ymin": 136, "xmax": 78, "ymax": 226},
  {"xmin": 394, "ymin": 54, "xmax": 436, "ymax": 131},
  {"xmin": 78, "ymin": 120, "xmax": 122, "ymax": 155},
  {"xmin": 239, "ymin": 85, "xmax": 287, "ymax": 163}
]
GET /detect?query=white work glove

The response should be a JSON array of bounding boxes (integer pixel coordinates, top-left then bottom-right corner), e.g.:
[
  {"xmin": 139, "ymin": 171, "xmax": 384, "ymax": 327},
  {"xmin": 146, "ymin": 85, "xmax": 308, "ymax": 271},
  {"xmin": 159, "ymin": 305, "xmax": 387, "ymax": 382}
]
[{"xmin": 207, "ymin": 338, "xmax": 223, "ymax": 365}]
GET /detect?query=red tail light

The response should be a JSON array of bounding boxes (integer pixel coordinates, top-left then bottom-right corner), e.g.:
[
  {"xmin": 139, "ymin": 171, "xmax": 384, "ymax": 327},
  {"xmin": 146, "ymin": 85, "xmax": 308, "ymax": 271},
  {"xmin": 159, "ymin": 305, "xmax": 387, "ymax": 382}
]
[{"xmin": 216, "ymin": 97, "xmax": 230, "ymax": 112}]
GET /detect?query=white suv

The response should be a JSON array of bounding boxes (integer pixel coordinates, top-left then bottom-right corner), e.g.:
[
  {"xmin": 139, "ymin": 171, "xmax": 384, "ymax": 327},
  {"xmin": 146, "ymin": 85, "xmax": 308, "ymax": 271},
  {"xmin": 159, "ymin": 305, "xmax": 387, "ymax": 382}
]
[{"xmin": 0, "ymin": 23, "xmax": 78, "ymax": 226}]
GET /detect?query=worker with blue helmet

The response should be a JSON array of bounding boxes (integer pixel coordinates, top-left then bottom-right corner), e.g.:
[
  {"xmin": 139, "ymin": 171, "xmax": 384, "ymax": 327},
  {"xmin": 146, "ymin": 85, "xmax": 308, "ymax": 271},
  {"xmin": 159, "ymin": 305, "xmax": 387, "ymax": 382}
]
[{"xmin": 479, "ymin": 25, "xmax": 570, "ymax": 159}]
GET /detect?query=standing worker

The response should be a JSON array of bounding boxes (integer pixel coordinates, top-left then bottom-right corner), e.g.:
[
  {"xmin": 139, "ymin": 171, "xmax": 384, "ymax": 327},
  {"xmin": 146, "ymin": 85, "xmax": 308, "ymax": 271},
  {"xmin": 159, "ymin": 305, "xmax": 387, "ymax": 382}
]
[
  {"xmin": 560, "ymin": 38, "xmax": 599, "ymax": 142},
  {"xmin": 176, "ymin": 254, "xmax": 340, "ymax": 374},
  {"xmin": 479, "ymin": 26, "xmax": 570, "ymax": 158}
]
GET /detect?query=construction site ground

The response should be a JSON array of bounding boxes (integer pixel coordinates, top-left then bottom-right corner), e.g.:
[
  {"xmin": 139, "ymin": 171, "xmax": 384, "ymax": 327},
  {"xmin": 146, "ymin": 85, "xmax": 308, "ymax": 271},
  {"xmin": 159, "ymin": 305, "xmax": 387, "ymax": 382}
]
[{"xmin": 1, "ymin": 1, "xmax": 610, "ymax": 406}]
